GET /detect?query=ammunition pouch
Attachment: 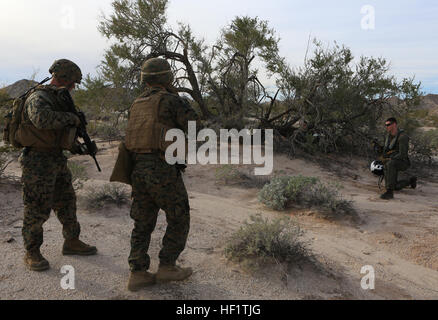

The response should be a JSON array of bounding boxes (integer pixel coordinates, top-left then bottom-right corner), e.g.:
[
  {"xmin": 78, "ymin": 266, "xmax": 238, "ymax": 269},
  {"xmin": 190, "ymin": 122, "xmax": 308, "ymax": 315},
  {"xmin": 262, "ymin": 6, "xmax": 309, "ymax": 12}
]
[{"xmin": 17, "ymin": 124, "xmax": 76, "ymax": 150}]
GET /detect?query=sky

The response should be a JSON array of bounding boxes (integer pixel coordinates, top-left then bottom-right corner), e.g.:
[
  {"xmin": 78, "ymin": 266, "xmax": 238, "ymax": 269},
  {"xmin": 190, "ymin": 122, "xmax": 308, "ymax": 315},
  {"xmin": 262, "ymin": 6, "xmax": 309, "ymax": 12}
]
[{"xmin": 0, "ymin": 0, "xmax": 437, "ymax": 93}]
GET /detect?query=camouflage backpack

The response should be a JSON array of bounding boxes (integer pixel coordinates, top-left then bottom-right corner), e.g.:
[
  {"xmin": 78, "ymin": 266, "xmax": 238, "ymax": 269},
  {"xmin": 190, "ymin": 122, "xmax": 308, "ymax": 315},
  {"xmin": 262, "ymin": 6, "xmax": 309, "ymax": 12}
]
[{"xmin": 2, "ymin": 77, "xmax": 51, "ymax": 148}]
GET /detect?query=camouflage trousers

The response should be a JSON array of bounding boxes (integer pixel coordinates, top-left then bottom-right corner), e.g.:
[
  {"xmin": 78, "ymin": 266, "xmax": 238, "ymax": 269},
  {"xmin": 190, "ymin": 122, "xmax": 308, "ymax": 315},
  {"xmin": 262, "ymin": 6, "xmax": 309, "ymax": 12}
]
[
  {"xmin": 20, "ymin": 150, "xmax": 80, "ymax": 251},
  {"xmin": 384, "ymin": 159, "xmax": 411, "ymax": 191},
  {"xmin": 128, "ymin": 154, "xmax": 190, "ymax": 271}
]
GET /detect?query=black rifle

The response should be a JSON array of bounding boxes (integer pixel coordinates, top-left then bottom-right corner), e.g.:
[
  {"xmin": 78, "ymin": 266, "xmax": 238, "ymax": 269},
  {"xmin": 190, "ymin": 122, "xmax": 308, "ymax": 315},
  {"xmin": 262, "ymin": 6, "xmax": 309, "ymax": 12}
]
[
  {"xmin": 61, "ymin": 90, "xmax": 102, "ymax": 172},
  {"xmin": 372, "ymin": 139, "xmax": 384, "ymax": 155},
  {"xmin": 372, "ymin": 139, "xmax": 397, "ymax": 159}
]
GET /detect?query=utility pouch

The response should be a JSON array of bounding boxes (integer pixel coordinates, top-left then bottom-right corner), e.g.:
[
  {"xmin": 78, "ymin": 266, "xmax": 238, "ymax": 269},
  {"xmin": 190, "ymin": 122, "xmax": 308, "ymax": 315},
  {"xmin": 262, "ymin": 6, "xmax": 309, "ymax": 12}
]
[{"xmin": 110, "ymin": 142, "xmax": 133, "ymax": 185}]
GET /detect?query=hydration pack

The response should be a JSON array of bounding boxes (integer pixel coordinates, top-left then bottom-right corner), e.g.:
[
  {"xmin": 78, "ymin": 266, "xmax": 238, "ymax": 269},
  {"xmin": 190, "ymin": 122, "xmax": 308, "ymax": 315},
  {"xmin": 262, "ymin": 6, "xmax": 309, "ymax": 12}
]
[{"xmin": 2, "ymin": 77, "xmax": 51, "ymax": 148}]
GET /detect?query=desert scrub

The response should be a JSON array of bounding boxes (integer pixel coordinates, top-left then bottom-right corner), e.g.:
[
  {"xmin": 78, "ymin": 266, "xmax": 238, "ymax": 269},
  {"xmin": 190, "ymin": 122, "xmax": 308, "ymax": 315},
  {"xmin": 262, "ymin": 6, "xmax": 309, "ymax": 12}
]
[
  {"xmin": 224, "ymin": 214, "xmax": 308, "ymax": 266},
  {"xmin": 0, "ymin": 145, "xmax": 20, "ymax": 153},
  {"xmin": 258, "ymin": 175, "xmax": 317, "ymax": 210},
  {"xmin": 409, "ymin": 129, "xmax": 438, "ymax": 165},
  {"xmin": 0, "ymin": 152, "xmax": 12, "ymax": 178},
  {"xmin": 215, "ymin": 165, "xmax": 269, "ymax": 188},
  {"xmin": 82, "ymin": 183, "xmax": 130, "ymax": 210},
  {"xmin": 258, "ymin": 175, "xmax": 353, "ymax": 214},
  {"xmin": 215, "ymin": 165, "xmax": 248, "ymax": 184},
  {"xmin": 88, "ymin": 121, "xmax": 122, "ymax": 140},
  {"xmin": 67, "ymin": 161, "xmax": 88, "ymax": 190}
]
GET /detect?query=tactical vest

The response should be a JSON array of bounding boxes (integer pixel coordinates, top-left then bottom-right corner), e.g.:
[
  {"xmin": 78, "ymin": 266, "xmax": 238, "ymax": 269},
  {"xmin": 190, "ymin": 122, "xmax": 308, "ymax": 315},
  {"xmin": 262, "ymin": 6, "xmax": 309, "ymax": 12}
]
[
  {"xmin": 384, "ymin": 129, "xmax": 409, "ymax": 161},
  {"xmin": 384, "ymin": 129, "xmax": 402, "ymax": 152},
  {"xmin": 125, "ymin": 90, "xmax": 174, "ymax": 154},
  {"xmin": 16, "ymin": 85, "xmax": 76, "ymax": 150}
]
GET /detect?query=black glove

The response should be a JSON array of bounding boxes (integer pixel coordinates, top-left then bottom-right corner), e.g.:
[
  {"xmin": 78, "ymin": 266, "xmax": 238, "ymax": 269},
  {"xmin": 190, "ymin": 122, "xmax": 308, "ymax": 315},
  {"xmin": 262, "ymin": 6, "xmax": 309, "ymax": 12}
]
[
  {"xmin": 176, "ymin": 163, "xmax": 187, "ymax": 173},
  {"xmin": 70, "ymin": 142, "xmax": 89, "ymax": 155}
]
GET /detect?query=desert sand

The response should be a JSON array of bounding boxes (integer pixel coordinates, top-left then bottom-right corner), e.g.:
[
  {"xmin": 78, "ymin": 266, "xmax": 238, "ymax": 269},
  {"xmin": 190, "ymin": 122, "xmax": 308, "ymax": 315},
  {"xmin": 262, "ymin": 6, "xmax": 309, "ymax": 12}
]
[{"xmin": 1, "ymin": 141, "xmax": 437, "ymax": 300}]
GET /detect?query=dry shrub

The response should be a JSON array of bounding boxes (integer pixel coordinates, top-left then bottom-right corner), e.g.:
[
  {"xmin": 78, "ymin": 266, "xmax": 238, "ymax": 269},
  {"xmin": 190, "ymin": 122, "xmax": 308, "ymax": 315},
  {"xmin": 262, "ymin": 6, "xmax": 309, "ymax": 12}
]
[
  {"xmin": 224, "ymin": 214, "xmax": 309, "ymax": 268},
  {"xmin": 215, "ymin": 165, "xmax": 270, "ymax": 188},
  {"xmin": 67, "ymin": 161, "xmax": 88, "ymax": 190},
  {"xmin": 82, "ymin": 183, "xmax": 130, "ymax": 211},
  {"xmin": 258, "ymin": 175, "xmax": 354, "ymax": 216}
]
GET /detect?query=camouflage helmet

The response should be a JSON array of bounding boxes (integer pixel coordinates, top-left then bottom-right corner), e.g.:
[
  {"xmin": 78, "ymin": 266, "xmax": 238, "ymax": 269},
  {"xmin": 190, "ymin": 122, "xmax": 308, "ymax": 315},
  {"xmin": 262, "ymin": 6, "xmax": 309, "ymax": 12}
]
[
  {"xmin": 140, "ymin": 58, "xmax": 174, "ymax": 87},
  {"xmin": 49, "ymin": 59, "xmax": 82, "ymax": 84}
]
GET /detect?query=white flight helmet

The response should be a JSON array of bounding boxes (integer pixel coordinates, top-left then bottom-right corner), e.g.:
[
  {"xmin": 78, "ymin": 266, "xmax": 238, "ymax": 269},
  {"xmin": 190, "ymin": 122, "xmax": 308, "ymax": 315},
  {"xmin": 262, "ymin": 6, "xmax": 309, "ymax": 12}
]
[{"xmin": 370, "ymin": 160, "xmax": 384, "ymax": 176}]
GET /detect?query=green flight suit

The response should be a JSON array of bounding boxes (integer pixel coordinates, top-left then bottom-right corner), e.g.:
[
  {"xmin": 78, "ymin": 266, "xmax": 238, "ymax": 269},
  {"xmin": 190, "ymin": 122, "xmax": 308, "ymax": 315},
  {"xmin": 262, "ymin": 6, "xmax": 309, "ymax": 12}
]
[{"xmin": 383, "ymin": 129, "xmax": 411, "ymax": 191}]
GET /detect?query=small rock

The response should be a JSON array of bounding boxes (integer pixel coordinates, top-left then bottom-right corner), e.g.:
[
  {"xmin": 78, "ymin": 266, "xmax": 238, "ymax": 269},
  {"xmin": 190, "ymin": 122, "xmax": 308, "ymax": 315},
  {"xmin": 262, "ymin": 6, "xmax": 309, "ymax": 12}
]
[
  {"xmin": 392, "ymin": 232, "xmax": 402, "ymax": 239},
  {"xmin": 362, "ymin": 251, "xmax": 371, "ymax": 256},
  {"xmin": 6, "ymin": 237, "xmax": 15, "ymax": 243}
]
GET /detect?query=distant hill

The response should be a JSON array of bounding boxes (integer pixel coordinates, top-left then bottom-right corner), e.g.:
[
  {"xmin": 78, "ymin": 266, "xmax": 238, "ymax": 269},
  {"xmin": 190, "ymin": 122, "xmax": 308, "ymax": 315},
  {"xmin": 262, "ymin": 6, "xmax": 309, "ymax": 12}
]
[
  {"xmin": 3, "ymin": 79, "xmax": 39, "ymax": 98},
  {"xmin": 420, "ymin": 94, "xmax": 438, "ymax": 116}
]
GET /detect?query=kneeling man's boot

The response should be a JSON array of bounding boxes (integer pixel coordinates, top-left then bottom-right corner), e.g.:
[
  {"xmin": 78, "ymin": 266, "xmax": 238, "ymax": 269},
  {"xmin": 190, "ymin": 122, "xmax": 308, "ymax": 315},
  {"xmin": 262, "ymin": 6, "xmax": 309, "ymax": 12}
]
[
  {"xmin": 63, "ymin": 238, "xmax": 97, "ymax": 256},
  {"xmin": 380, "ymin": 189, "xmax": 394, "ymax": 200},
  {"xmin": 410, "ymin": 177, "xmax": 417, "ymax": 189},
  {"xmin": 24, "ymin": 249, "xmax": 50, "ymax": 272},
  {"xmin": 127, "ymin": 271, "xmax": 156, "ymax": 292},
  {"xmin": 156, "ymin": 264, "xmax": 193, "ymax": 283}
]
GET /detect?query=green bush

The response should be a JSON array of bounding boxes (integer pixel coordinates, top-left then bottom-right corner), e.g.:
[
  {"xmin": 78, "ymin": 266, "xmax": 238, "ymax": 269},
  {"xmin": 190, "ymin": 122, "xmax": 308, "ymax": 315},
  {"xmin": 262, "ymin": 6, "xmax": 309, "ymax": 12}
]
[
  {"xmin": 429, "ymin": 115, "xmax": 438, "ymax": 127},
  {"xmin": 409, "ymin": 109, "xmax": 429, "ymax": 119},
  {"xmin": 410, "ymin": 129, "xmax": 438, "ymax": 164},
  {"xmin": 215, "ymin": 165, "xmax": 248, "ymax": 184},
  {"xmin": 258, "ymin": 175, "xmax": 317, "ymax": 210},
  {"xmin": 224, "ymin": 214, "xmax": 308, "ymax": 266},
  {"xmin": 258, "ymin": 175, "xmax": 354, "ymax": 214},
  {"xmin": 87, "ymin": 121, "xmax": 123, "ymax": 140},
  {"xmin": 82, "ymin": 183, "xmax": 130, "ymax": 210},
  {"xmin": 67, "ymin": 161, "xmax": 88, "ymax": 190}
]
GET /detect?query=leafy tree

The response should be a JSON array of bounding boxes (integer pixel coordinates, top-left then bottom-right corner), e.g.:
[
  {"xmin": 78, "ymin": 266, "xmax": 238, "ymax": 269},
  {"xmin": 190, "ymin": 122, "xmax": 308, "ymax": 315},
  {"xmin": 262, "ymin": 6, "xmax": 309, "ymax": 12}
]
[
  {"xmin": 262, "ymin": 40, "xmax": 423, "ymax": 156},
  {"xmin": 206, "ymin": 16, "xmax": 284, "ymax": 121},
  {"xmin": 98, "ymin": 0, "xmax": 211, "ymax": 118},
  {"xmin": 75, "ymin": 74, "xmax": 128, "ymax": 123}
]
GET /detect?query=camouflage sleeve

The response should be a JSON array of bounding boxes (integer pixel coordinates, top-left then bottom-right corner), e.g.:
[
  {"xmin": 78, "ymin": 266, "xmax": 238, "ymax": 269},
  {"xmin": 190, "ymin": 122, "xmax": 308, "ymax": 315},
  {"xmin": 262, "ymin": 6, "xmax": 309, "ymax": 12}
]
[
  {"xmin": 25, "ymin": 91, "xmax": 78, "ymax": 130},
  {"xmin": 392, "ymin": 134, "xmax": 409, "ymax": 160},
  {"xmin": 160, "ymin": 94, "xmax": 201, "ymax": 134}
]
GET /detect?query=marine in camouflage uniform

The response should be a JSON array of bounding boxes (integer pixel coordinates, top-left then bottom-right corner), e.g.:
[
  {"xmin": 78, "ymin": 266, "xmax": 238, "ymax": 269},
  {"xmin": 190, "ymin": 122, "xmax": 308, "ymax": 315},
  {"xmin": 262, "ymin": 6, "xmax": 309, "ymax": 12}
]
[
  {"xmin": 125, "ymin": 58, "xmax": 200, "ymax": 291},
  {"xmin": 380, "ymin": 117, "xmax": 417, "ymax": 200},
  {"xmin": 19, "ymin": 59, "xmax": 97, "ymax": 271}
]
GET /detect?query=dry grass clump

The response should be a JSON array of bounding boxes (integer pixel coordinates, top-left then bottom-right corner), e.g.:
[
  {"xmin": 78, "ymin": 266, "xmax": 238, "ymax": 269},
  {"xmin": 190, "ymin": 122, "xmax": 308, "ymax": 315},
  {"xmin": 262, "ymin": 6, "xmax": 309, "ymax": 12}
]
[
  {"xmin": 224, "ymin": 214, "xmax": 309, "ymax": 269},
  {"xmin": 82, "ymin": 183, "xmax": 130, "ymax": 211},
  {"xmin": 215, "ymin": 165, "xmax": 270, "ymax": 188}
]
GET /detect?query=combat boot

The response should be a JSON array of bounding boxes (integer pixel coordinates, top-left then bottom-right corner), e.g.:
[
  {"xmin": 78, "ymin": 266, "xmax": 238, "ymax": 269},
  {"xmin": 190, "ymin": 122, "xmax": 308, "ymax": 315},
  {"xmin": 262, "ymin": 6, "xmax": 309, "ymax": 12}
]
[
  {"xmin": 156, "ymin": 264, "xmax": 193, "ymax": 283},
  {"xmin": 127, "ymin": 271, "xmax": 156, "ymax": 292},
  {"xmin": 24, "ymin": 249, "xmax": 50, "ymax": 272},
  {"xmin": 62, "ymin": 238, "xmax": 97, "ymax": 256},
  {"xmin": 410, "ymin": 177, "xmax": 417, "ymax": 189},
  {"xmin": 380, "ymin": 189, "xmax": 394, "ymax": 200}
]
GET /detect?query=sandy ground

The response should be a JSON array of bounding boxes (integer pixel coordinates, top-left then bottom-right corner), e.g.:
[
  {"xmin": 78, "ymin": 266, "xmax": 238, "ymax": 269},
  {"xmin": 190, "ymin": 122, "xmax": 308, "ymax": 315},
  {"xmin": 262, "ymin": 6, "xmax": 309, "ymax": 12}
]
[{"xmin": 1, "ymin": 141, "xmax": 437, "ymax": 300}]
